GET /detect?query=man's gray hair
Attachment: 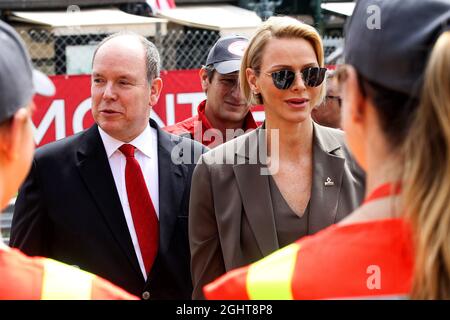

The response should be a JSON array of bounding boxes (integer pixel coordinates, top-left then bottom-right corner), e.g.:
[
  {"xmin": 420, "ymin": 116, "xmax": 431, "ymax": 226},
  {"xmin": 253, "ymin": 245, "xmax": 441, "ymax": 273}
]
[{"xmin": 92, "ymin": 31, "xmax": 161, "ymax": 83}]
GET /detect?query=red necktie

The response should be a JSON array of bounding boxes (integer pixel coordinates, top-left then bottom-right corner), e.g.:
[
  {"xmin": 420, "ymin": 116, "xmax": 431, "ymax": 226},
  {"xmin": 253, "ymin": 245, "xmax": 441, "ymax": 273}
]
[{"xmin": 119, "ymin": 144, "xmax": 159, "ymax": 276}]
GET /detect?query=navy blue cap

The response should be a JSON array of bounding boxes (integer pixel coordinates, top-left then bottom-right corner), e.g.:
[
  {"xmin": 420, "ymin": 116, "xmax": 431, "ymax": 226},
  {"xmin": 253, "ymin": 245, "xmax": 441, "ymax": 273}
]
[
  {"xmin": 206, "ymin": 35, "xmax": 249, "ymax": 74},
  {"xmin": 345, "ymin": 0, "xmax": 450, "ymax": 97}
]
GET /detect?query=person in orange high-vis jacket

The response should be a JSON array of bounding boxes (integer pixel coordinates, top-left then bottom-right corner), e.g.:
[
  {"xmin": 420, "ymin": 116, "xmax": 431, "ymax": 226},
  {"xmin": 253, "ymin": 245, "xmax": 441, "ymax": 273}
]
[
  {"xmin": 205, "ymin": 219, "xmax": 413, "ymax": 299},
  {"xmin": 204, "ymin": 0, "xmax": 450, "ymax": 300},
  {"xmin": 0, "ymin": 20, "xmax": 136, "ymax": 300},
  {"xmin": 0, "ymin": 244, "xmax": 137, "ymax": 300}
]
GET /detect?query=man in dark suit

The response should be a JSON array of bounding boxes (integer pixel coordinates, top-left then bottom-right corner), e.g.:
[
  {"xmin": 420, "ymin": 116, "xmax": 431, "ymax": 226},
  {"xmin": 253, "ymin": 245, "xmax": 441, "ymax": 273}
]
[{"xmin": 10, "ymin": 32, "xmax": 205, "ymax": 300}]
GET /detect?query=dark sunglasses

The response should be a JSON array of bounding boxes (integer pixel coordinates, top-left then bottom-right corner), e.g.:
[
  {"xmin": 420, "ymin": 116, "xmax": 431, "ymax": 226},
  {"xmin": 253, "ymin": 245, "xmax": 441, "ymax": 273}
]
[{"xmin": 267, "ymin": 67, "xmax": 327, "ymax": 90}]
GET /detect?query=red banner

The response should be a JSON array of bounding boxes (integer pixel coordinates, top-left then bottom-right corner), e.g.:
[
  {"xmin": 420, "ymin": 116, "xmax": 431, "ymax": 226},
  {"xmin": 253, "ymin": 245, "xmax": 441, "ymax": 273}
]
[{"xmin": 32, "ymin": 69, "xmax": 264, "ymax": 147}]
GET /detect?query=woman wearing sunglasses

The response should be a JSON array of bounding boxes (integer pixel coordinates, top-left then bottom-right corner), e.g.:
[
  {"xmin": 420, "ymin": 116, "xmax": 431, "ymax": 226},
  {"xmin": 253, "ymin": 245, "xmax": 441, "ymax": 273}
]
[
  {"xmin": 189, "ymin": 16, "xmax": 364, "ymax": 299},
  {"xmin": 202, "ymin": 0, "xmax": 450, "ymax": 300}
]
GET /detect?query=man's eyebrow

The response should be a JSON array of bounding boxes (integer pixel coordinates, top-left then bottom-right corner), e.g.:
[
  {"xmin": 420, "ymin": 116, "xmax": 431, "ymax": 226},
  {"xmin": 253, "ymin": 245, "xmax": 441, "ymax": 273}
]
[
  {"xmin": 220, "ymin": 74, "xmax": 239, "ymax": 79},
  {"xmin": 118, "ymin": 74, "xmax": 136, "ymax": 80},
  {"xmin": 92, "ymin": 72, "xmax": 137, "ymax": 81}
]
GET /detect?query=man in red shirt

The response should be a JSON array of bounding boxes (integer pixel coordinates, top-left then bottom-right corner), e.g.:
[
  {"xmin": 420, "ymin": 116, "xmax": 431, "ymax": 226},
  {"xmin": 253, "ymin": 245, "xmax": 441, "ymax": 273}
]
[{"xmin": 164, "ymin": 35, "xmax": 257, "ymax": 148}]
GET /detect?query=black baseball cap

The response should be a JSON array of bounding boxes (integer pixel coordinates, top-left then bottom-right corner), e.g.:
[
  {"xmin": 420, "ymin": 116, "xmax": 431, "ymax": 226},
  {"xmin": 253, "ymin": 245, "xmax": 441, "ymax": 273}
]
[
  {"xmin": 206, "ymin": 35, "xmax": 249, "ymax": 74},
  {"xmin": 344, "ymin": 0, "xmax": 450, "ymax": 98},
  {"xmin": 0, "ymin": 20, "xmax": 55, "ymax": 123}
]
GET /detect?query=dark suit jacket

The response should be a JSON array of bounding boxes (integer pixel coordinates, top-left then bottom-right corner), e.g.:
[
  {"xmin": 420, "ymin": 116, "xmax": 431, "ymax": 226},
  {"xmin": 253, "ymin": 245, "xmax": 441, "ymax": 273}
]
[
  {"xmin": 10, "ymin": 119, "xmax": 205, "ymax": 299},
  {"xmin": 189, "ymin": 123, "xmax": 365, "ymax": 299}
]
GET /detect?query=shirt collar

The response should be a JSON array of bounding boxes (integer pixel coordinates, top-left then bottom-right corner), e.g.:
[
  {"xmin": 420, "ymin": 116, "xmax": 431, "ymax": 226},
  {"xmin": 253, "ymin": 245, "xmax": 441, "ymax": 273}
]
[
  {"xmin": 197, "ymin": 100, "xmax": 213, "ymax": 131},
  {"xmin": 98, "ymin": 124, "xmax": 153, "ymax": 159}
]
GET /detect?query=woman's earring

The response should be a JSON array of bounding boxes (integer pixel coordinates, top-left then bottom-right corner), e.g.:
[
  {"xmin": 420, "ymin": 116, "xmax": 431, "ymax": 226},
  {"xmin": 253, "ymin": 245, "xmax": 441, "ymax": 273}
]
[{"xmin": 253, "ymin": 90, "xmax": 262, "ymax": 104}]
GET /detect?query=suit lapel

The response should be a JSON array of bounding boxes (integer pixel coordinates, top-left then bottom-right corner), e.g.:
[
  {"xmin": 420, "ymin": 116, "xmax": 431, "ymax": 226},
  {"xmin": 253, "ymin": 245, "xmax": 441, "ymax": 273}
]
[
  {"xmin": 232, "ymin": 128, "xmax": 279, "ymax": 256},
  {"xmin": 309, "ymin": 124, "xmax": 345, "ymax": 234},
  {"xmin": 76, "ymin": 125, "xmax": 142, "ymax": 277},
  {"xmin": 152, "ymin": 120, "xmax": 186, "ymax": 255}
]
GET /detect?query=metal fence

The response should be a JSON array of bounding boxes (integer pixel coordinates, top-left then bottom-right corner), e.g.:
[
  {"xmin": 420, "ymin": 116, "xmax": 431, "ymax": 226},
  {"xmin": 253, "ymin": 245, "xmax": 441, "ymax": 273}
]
[
  {"xmin": 15, "ymin": 26, "xmax": 342, "ymax": 75},
  {"xmin": 16, "ymin": 27, "xmax": 221, "ymax": 74},
  {"xmin": 323, "ymin": 36, "xmax": 344, "ymax": 64},
  {"xmin": 160, "ymin": 29, "xmax": 221, "ymax": 70}
]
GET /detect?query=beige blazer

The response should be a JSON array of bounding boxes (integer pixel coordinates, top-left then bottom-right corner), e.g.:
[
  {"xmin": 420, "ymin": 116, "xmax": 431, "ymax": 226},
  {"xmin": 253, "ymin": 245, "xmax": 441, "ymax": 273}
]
[{"xmin": 189, "ymin": 123, "xmax": 365, "ymax": 299}]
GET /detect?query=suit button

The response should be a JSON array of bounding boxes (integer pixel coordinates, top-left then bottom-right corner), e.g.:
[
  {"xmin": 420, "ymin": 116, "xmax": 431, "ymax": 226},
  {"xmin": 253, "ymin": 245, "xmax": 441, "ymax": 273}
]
[{"xmin": 142, "ymin": 291, "xmax": 151, "ymax": 300}]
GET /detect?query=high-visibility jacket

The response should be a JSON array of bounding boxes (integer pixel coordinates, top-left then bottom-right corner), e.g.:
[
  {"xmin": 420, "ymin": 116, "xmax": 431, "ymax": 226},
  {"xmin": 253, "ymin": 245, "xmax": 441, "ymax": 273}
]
[
  {"xmin": 0, "ymin": 245, "xmax": 138, "ymax": 300},
  {"xmin": 204, "ymin": 218, "xmax": 413, "ymax": 300},
  {"xmin": 163, "ymin": 100, "xmax": 258, "ymax": 148}
]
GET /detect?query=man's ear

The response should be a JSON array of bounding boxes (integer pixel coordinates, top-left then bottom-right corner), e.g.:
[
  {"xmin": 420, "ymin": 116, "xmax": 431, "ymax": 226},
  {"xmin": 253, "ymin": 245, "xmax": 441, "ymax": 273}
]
[
  {"xmin": 0, "ymin": 108, "xmax": 28, "ymax": 162},
  {"xmin": 149, "ymin": 78, "xmax": 163, "ymax": 106},
  {"xmin": 199, "ymin": 68, "xmax": 209, "ymax": 92}
]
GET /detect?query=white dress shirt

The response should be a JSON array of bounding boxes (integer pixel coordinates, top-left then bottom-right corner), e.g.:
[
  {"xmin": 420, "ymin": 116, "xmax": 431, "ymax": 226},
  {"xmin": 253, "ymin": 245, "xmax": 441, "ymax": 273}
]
[{"xmin": 98, "ymin": 125, "xmax": 159, "ymax": 281}]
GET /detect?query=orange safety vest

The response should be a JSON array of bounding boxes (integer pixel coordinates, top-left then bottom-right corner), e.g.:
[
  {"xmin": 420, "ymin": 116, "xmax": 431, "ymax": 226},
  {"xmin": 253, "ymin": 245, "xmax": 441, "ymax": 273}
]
[
  {"xmin": 204, "ymin": 219, "xmax": 413, "ymax": 300},
  {"xmin": 0, "ymin": 245, "xmax": 138, "ymax": 300}
]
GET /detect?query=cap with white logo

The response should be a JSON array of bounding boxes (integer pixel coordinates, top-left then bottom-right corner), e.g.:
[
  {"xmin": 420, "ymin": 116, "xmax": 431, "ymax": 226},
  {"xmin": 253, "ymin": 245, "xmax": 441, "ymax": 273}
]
[{"xmin": 205, "ymin": 35, "xmax": 249, "ymax": 74}]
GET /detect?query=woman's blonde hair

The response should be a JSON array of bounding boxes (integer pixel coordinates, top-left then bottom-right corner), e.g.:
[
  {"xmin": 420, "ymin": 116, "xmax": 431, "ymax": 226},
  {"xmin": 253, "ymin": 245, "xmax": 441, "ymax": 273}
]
[
  {"xmin": 403, "ymin": 31, "xmax": 450, "ymax": 299},
  {"xmin": 240, "ymin": 16, "xmax": 326, "ymax": 106}
]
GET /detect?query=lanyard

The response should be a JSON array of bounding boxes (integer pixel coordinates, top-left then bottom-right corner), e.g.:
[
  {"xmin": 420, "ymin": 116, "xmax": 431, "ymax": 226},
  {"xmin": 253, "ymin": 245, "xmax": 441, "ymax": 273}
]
[{"xmin": 363, "ymin": 182, "xmax": 402, "ymax": 204}]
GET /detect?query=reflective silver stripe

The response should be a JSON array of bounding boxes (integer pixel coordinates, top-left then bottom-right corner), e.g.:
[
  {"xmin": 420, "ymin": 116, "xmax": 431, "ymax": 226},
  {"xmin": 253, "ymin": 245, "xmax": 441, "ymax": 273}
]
[
  {"xmin": 246, "ymin": 243, "xmax": 300, "ymax": 300},
  {"xmin": 41, "ymin": 259, "xmax": 93, "ymax": 300}
]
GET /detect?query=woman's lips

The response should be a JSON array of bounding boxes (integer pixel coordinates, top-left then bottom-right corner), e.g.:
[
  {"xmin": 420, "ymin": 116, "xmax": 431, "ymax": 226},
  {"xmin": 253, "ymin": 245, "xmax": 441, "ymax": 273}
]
[{"xmin": 285, "ymin": 98, "xmax": 309, "ymax": 108}]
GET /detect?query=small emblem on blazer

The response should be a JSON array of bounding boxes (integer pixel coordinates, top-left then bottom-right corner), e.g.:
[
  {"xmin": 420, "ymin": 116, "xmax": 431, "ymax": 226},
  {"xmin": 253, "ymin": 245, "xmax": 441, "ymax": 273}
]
[{"xmin": 324, "ymin": 177, "xmax": 335, "ymax": 186}]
